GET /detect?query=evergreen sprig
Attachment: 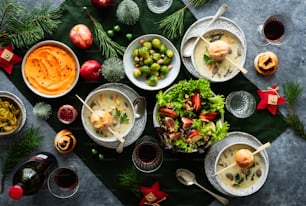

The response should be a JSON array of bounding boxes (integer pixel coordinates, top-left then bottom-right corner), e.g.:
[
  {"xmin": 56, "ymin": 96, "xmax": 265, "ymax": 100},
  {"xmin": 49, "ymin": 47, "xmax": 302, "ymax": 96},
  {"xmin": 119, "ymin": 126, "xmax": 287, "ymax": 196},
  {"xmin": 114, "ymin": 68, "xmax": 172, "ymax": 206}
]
[
  {"xmin": 0, "ymin": 126, "xmax": 44, "ymax": 193},
  {"xmin": 119, "ymin": 167, "xmax": 141, "ymax": 197},
  {"xmin": 84, "ymin": 7, "xmax": 125, "ymax": 58},
  {"xmin": 282, "ymin": 81, "xmax": 306, "ymax": 139},
  {"xmin": 0, "ymin": 0, "xmax": 62, "ymax": 48},
  {"xmin": 157, "ymin": 0, "xmax": 212, "ymax": 39}
]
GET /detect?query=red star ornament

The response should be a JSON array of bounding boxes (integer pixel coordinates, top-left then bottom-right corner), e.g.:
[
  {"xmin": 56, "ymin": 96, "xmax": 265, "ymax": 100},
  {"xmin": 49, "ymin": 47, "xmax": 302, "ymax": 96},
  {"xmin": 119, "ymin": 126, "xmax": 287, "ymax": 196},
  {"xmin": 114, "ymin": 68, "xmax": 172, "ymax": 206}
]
[
  {"xmin": 140, "ymin": 181, "xmax": 168, "ymax": 206},
  {"xmin": 0, "ymin": 44, "xmax": 22, "ymax": 75},
  {"xmin": 257, "ymin": 85, "xmax": 286, "ymax": 115}
]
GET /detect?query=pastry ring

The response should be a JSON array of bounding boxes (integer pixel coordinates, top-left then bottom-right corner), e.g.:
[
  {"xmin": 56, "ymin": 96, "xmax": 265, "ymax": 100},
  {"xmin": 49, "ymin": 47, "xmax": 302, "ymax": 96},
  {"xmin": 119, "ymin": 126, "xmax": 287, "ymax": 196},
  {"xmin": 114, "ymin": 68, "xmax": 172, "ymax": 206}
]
[{"xmin": 54, "ymin": 129, "xmax": 77, "ymax": 154}]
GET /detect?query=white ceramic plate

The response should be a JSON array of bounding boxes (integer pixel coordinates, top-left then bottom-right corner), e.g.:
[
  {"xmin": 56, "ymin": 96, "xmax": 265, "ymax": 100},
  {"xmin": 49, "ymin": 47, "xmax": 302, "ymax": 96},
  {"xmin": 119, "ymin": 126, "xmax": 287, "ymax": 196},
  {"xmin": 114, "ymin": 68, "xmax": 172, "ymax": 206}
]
[
  {"xmin": 123, "ymin": 34, "xmax": 181, "ymax": 91},
  {"xmin": 86, "ymin": 83, "xmax": 147, "ymax": 149},
  {"xmin": 181, "ymin": 16, "xmax": 247, "ymax": 81},
  {"xmin": 204, "ymin": 131, "xmax": 269, "ymax": 197}
]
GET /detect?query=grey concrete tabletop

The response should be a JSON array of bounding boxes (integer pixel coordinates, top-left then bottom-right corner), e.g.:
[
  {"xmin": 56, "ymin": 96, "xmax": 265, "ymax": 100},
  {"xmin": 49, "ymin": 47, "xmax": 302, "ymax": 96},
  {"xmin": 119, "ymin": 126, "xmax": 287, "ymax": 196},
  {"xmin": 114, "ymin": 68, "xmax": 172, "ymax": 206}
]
[{"xmin": 1, "ymin": 0, "xmax": 306, "ymax": 206}]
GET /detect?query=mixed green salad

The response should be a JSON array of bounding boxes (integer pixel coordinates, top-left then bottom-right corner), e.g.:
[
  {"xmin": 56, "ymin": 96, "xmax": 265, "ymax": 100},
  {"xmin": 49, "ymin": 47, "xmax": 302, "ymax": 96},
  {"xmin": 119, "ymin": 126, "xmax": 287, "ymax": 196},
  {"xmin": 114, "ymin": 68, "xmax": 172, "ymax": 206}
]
[{"xmin": 155, "ymin": 78, "xmax": 230, "ymax": 153}]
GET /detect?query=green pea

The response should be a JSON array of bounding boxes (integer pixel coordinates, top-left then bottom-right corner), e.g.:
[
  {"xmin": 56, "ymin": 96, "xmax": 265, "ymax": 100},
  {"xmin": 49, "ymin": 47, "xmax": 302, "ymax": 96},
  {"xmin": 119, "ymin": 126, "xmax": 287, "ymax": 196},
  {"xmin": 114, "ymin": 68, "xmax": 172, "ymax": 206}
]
[
  {"xmin": 113, "ymin": 25, "xmax": 121, "ymax": 32},
  {"xmin": 126, "ymin": 33, "xmax": 133, "ymax": 41},
  {"xmin": 107, "ymin": 29, "xmax": 114, "ymax": 37},
  {"xmin": 91, "ymin": 148, "xmax": 98, "ymax": 155},
  {"xmin": 98, "ymin": 154, "xmax": 104, "ymax": 160}
]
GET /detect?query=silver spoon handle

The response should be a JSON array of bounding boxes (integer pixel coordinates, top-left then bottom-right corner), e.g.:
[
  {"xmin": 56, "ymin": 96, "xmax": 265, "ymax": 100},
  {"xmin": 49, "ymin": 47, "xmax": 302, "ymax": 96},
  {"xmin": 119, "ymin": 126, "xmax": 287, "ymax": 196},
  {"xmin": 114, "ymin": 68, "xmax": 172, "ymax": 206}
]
[
  {"xmin": 194, "ymin": 182, "xmax": 229, "ymax": 206},
  {"xmin": 205, "ymin": 4, "xmax": 228, "ymax": 29}
]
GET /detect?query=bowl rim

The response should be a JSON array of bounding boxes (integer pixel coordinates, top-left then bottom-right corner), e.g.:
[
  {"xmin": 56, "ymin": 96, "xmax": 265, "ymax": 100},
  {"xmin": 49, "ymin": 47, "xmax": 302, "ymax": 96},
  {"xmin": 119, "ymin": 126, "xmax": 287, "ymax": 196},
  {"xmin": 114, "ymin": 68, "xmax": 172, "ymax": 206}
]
[
  {"xmin": 21, "ymin": 40, "xmax": 80, "ymax": 98},
  {"xmin": 123, "ymin": 33, "xmax": 181, "ymax": 91},
  {"xmin": 214, "ymin": 141, "xmax": 269, "ymax": 196},
  {"xmin": 81, "ymin": 87, "xmax": 136, "ymax": 143},
  {"xmin": 191, "ymin": 28, "xmax": 246, "ymax": 82},
  {"xmin": 0, "ymin": 91, "xmax": 26, "ymax": 136}
]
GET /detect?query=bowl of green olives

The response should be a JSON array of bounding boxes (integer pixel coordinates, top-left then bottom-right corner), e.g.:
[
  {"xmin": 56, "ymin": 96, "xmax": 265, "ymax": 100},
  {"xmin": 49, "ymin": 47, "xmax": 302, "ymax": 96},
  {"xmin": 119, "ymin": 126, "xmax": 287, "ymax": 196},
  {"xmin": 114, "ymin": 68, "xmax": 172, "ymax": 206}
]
[{"xmin": 123, "ymin": 34, "xmax": 181, "ymax": 91}]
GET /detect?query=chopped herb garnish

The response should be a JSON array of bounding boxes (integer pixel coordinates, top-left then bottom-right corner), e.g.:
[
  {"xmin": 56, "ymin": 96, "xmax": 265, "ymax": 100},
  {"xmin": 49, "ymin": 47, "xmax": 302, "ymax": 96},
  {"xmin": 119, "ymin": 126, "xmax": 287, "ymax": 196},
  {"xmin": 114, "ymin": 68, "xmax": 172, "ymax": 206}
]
[
  {"xmin": 233, "ymin": 173, "xmax": 244, "ymax": 186},
  {"xmin": 113, "ymin": 108, "xmax": 129, "ymax": 123},
  {"xmin": 203, "ymin": 55, "xmax": 216, "ymax": 65}
]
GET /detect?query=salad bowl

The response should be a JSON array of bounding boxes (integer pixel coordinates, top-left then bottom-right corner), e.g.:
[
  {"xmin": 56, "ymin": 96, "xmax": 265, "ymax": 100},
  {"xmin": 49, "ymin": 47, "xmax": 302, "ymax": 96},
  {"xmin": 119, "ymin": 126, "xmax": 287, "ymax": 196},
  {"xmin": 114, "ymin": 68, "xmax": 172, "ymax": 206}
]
[{"xmin": 153, "ymin": 78, "xmax": 229, "ymax": 153}]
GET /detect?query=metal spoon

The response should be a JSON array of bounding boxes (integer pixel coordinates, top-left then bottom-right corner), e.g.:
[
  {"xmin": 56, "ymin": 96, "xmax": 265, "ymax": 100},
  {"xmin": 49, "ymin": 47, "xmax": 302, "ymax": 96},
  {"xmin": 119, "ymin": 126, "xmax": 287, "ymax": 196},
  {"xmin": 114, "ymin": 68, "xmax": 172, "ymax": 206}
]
[
  {"xmin": 181, "ymin": 4, "xmax": 228, "ymax": 58},
  {"xmin": 133, "ymin": 96, "xmax": 146, "ymax": 118},
  {"xmin": 176, "ymin": 168, "xmax": 229, "ymax": 206}
]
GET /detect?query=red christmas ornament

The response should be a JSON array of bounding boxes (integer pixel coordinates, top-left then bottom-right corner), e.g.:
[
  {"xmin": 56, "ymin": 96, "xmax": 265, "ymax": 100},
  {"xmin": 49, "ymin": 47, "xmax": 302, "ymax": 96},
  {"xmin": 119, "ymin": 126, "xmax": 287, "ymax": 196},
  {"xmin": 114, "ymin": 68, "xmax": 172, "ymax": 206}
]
[
  {"xmin": 140, "ymin": 181, "xmax": 168, "ymax": 206},
  {"xmin": 257, "ymin": 85, "xmax": 286, "ymax": 115},
  {"xmin": 0, "ymin": 44, "xmax": 22, "ymax": 75}
]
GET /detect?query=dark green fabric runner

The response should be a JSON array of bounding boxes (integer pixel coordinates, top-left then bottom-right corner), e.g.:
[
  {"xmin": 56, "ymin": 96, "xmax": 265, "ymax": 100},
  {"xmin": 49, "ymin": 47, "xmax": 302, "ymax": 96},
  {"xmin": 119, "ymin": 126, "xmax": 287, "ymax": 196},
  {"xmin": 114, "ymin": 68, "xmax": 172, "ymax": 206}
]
[{"xmin": 7, "ymin": 0, "xmax": 287, "ymax": 205}]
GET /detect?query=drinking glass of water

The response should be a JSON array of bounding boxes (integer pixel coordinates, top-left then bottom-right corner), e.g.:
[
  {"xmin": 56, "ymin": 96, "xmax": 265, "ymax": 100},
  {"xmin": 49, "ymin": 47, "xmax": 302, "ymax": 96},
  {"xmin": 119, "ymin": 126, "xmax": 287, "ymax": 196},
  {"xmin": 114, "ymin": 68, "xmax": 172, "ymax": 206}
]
[
  {"xmin": 225, "ymin": 91, "xmax": 256, "ymax": 118},
  {"xmin": 47, "ymin": 160, "xmax": 79, "ymax": 198},
  {"xmin": 252, "ymin": 13, "xmax": 294, "ymax": 46}
]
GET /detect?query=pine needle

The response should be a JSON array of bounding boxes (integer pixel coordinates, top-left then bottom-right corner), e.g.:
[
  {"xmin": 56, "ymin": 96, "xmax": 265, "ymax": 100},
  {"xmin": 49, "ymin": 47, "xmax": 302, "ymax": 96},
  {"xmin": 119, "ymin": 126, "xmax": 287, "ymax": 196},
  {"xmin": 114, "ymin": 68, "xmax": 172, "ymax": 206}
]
[
  {"xmin": 0, "ymin": 1, "xmax": 62, "ymax": 48},
  {"xmin": 0, "ymin": 126, "xmax": 44, "ymax": 193},
  {"xmin": 119, "ymin": 167, "xmax": 141, "ymax": 197},
  {"xmin": 83, "ymin": 7, "xmax": 125, "ymax": 58},
  {"xmin": 284, "ymin": 115, "xmax": 306, "ymax": 139},
  {"xmin": 157, "ymin": 0, "xmax": 213, "ymax": 39},
  {"xmin": 158, "ymin": 8, "xmax": 186, "ymax": 39},
  {"xmin": 283, "ymin": 81, "xmax": 304, "ymax": 106}
]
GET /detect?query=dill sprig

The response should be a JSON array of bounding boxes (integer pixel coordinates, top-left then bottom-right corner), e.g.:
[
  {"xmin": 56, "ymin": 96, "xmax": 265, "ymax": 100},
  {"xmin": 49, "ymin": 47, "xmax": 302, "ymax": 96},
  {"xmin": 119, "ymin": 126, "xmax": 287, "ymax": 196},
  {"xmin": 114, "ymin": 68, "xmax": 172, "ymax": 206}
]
[
  {"xmin": 83, "ymin": 7, "xmax": 125, "ymax": 58},
  {"xmin": 157, "ymin": 0, "xmax": 212, "ymax": 39},
  {"xmin": 119, "ymin": 167, "xmax": 141, "ymax": 197},
  {"xmin": 0, "ymin": 126, "xmax": 44, "ymax": 193},
  {"xmin": 282, "ymin": 81, "xmax": 306, "ymax": 139},
  {"xmin": 0, "ymin": 0, "xmax": 62, "ymax": 48}
]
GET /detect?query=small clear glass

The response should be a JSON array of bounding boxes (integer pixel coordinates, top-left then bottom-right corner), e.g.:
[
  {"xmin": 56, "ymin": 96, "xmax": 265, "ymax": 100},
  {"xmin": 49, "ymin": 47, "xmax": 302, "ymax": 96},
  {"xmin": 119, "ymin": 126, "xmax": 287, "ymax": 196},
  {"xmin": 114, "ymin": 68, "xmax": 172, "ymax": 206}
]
[
  {"xmin": 132, "ymin": 135, "xmax": 163, "ymax": 173},
  {"xmin": 252, "ymin": 14, "xmax": 294, "ymax": 46},
  {"xmin": 47, "ymin": 161, "xmax": 79, "ymax": 198},
  {"xmin": 146, "ymin": 0, "xmax": 173, "ymax": 14},
  {"xmin": 225, "ymin": 91, "xmax": 256, "ymax": 118}
]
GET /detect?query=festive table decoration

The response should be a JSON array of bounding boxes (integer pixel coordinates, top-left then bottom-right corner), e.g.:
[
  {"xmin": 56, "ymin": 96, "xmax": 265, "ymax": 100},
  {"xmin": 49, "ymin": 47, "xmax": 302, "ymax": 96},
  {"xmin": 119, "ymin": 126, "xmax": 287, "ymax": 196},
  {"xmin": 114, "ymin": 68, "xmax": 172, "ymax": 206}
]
[
  {"xmin": 257, "ymin": 85, "xmax": 286, "ymax": 115},
  {"xmin": 116, "ymin": 0, "xmax": 140, "ymax": 25},
  {"xmin": 283, "ymin": 81, "xmax": 306, "ymax": 139},
  {"xmin": 157, "ymin": 0, "xmax": 213, "ymax": 39},
  {"xmin": 33, "ymin": 102, "xmax": 52, "ymax": 120},
  {"xmin": 0, "ymin": 44, "xmax": 22, "ymax": 75},
  {"xmin": 140, "ymin": 181, "xmax": 168, "ymax": 206},
  {"xmin": 0, "ymin": 0, "xmax": 62, "ymax": 49},
  {"xmin": 102, "ymin": 57, "xmax": 125, "ymax": 82}
]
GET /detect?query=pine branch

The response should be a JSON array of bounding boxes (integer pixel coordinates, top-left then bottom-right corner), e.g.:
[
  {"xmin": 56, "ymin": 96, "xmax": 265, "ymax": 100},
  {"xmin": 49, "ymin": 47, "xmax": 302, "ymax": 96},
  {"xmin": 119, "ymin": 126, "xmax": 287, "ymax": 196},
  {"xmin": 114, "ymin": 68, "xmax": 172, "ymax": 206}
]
[
  {"xmin": 0, "ymin": 1, "xmax": 62, "ymax": 48},
  {"xmin": 83, "ymin": 7, "xmax": 125, "ymax": 58},
  {"xmin": 284, "ymin": 115, "xmax": 306, "ymax": 139},
  {"xmin": 192, "ymin": 0, "xmax": 212, "ymax": 8},
  {"xmin": 0, "ymin": 126, "xmax": 44, "ymax": 193},
  {"xmin": 119, "ymin": 167, "xmax": 141, "ymax": 198}
]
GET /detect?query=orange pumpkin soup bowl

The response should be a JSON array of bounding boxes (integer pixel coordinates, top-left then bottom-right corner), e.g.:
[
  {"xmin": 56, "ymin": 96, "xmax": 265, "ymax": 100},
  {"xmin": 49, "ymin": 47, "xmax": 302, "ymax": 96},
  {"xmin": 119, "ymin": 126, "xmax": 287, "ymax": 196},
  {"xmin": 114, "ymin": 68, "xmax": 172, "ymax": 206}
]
[{"xmin": 22, "ymin": 40, "xmax": 80, "ymax": 98}]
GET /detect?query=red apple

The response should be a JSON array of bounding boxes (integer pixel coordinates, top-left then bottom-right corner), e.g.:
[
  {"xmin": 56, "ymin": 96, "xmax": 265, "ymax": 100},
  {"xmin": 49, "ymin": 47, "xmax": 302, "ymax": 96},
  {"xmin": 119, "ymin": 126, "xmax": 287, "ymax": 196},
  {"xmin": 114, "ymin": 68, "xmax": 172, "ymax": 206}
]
[
  {"xmin": 69, "ymin": 24, "xmax": 93, "ymax": 49},
  {"xmin": 80, "ymin": 60, "xmax": 102, "ymax": 81},
  {"xmin": 91, "ymin": 0, "xmax": 115, "ymax": 8}
]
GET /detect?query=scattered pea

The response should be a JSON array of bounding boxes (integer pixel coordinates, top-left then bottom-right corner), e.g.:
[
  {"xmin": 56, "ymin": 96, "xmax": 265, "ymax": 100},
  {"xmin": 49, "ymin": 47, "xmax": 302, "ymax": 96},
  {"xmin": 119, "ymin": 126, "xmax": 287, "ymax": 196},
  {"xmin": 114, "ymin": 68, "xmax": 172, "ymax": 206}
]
[
  {"xmin": 91, "ymin": 148, "xmax": 98, "ymax": 155},
  {"xmin": 98, "ymin": 153, "xmax": 104, "ymax": 160},
  {"xmin": 126, "ymin": 33, "xmax": 133, "ymax": 41},
  {"xmin": 113, "ymin": 25, "xmax": 121, "ymax": 32},
  {"xmin": 107, "ymin": 29, "xmax": 114, "ymax": 37}
]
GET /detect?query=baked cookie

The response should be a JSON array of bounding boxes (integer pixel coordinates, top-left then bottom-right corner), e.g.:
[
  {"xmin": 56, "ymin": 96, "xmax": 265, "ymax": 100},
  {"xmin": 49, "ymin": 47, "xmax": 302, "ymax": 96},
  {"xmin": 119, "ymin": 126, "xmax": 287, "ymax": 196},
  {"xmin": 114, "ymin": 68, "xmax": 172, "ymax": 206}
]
[{"xmin": 254, "ymin": 51, "xmax": 278, "ymax": 76}]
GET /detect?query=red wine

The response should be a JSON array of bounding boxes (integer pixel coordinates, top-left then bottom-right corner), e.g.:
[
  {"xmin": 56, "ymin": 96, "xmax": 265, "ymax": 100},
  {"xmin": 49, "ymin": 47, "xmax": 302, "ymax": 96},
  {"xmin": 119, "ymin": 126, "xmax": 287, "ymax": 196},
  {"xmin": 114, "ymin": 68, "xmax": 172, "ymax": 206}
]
[
  {"xmin": 264, "ymin": 20, "xmax": 285, "ymax": 41},
  {"xmin": 55, "ymin": 168, "xmax": 78, "ymax": 188},
  {"xmin": 137, "ymin": 144, "xmax": 157, "ymax": 163},
  {"xmin": 9, "ymin": 152, "xmax": 57, "ymax": 200}
]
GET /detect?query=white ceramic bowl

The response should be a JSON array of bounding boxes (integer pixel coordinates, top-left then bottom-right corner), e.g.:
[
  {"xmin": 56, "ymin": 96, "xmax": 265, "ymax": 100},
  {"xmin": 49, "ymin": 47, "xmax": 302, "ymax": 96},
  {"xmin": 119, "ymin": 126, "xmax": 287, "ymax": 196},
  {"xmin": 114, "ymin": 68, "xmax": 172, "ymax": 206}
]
[
  {"xmin": 81, "ymin": 88, "xmax": 136, "ymax": 145},
  {"xmin": 0, "ymin": 91, "xmax": 26, "ymax": 137},
  {"xmin": 191, "ymin": 28, "xmax": 247, "ymax": 82},
  {"xmin": 22, "ymin": 40, "xmax": 80, "ymax": 98},
  {"xmin": 204, "ymin": 131, "xmax": 269, "ymax": 197},
  {"xmin": 123, "ymin": 34, "xmax": 181, "ymax": 91}
]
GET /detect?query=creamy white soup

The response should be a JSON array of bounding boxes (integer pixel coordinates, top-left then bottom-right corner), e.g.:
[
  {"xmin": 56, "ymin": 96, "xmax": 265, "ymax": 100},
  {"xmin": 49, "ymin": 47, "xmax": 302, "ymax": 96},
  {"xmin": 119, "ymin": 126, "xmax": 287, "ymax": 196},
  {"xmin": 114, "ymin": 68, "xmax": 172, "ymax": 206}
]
[
  {"xmin": 193, "ymin": 30, "xmax": 243, "ymax": 80},
  {"xmin": 217, "ymin": 144, "xmax": 264, "ymax": 189},
  {"xmin": 85, "ymin": 90, "xmax": 134, "ymax": 138}
]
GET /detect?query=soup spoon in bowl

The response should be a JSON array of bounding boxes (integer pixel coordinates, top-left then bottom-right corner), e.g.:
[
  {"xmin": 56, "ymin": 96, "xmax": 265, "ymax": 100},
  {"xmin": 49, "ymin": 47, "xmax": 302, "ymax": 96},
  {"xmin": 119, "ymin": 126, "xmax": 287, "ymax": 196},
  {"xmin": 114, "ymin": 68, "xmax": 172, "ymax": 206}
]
[
  {"xmin": 75, "ymin": 94, "xmax": 125, "ymax": 153},
  {"xmin": 176, "ymin": 168, "xmax": 229, "ymax": 205}
]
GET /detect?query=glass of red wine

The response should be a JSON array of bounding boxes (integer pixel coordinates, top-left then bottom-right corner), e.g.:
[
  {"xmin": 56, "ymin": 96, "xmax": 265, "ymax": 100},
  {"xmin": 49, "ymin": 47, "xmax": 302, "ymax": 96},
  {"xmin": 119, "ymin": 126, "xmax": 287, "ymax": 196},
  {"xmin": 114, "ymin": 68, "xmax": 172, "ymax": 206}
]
[
  {"xmin": 253, "ymin": 14, "xmax": 294, "ymax": 46},
  {"xmin": 47, "ymin": 161, "xmax": 79, "ymax": 198},
  {"xmin": 132, "ymin": 135, "xmax": 163, "ymax": 173}
]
